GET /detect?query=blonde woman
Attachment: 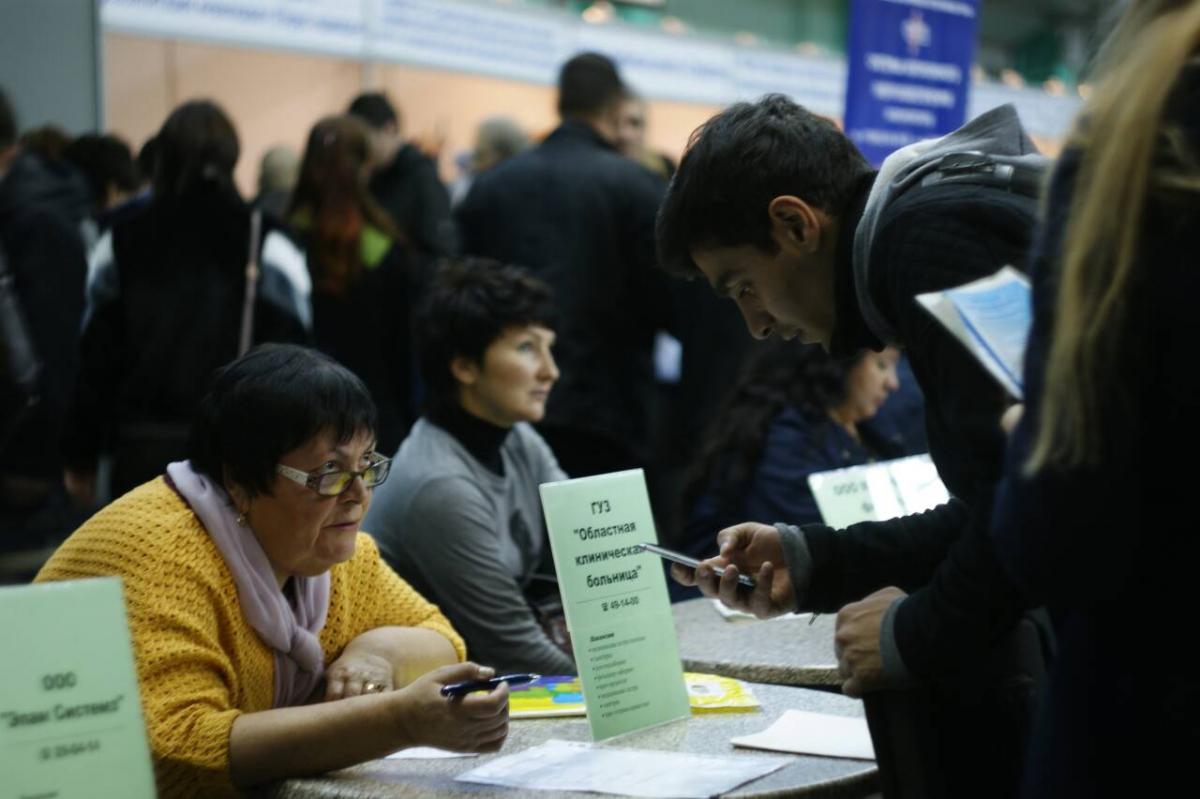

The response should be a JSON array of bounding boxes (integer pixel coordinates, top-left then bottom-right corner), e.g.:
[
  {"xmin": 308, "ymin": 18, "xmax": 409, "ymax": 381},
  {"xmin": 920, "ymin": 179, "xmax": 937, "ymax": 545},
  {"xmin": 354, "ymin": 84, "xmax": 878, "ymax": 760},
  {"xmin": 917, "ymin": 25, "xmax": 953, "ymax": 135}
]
[{"xmin": 991, "ymin": 2, "xmax": 1200, "ymax": 795}]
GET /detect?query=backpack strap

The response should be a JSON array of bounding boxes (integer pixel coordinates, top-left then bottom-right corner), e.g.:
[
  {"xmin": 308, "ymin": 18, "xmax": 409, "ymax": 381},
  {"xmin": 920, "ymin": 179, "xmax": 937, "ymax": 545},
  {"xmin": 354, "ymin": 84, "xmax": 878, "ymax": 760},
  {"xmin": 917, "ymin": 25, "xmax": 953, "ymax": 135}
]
[{"xmin": 237, "ymin": 209, "xmax": 262, "ymax": 357}]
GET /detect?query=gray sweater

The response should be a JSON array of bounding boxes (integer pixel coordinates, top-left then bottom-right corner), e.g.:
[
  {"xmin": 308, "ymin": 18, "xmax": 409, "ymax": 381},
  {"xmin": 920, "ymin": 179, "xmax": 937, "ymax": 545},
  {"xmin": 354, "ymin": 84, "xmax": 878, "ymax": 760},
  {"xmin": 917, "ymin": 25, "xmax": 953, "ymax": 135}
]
[{"xmin": 365, "ymin": 418, "xmax": 575, "ymax": 675}]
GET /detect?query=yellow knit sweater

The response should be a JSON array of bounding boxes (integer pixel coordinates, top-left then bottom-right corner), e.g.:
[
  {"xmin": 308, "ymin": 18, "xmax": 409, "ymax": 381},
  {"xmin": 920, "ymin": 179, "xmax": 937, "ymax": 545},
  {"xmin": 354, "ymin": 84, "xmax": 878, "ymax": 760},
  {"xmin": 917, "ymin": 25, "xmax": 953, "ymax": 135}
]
[{"xmin": 35, "ymin": 478, "xmax": 465, "ymax": 797}]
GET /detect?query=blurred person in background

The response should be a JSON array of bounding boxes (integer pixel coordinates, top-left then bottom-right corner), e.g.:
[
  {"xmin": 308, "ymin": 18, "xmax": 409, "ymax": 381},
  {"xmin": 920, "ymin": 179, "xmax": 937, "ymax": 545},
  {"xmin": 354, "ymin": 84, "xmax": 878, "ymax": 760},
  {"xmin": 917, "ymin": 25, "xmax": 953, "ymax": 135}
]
[
  {"xmin": 457, "ymin": 52, "xmax": 672, "ymax": 479},
  {"xmin": 348, "ymin": 91, "xmax": 456, "ymax": 259},
  {"xmin": 98, "ymin": 133, "xmax": 159, "ymax": 233},
  {"xmin": 61, "ymin": 132, "xmax": 140, "ymax": 234},
  {"xmin": 0, "ymin": 88, "xmax": 90, "ymax": 572},
  {"xmin": 449, "ymin": 116, "xmax": 529, "ymax": 208},
  {"xmin": 19, "ymin": 125, "xmax": 72, "ymax": 163},
  {"xmin": 135, "ymin": 134, "xmax": 159, "ymax": 193},
  {"xmin": 254, "ymin": 144, "xmax": 299, "ymax": 221},
  {"xmin": 992, "ymin": 1, "xmax": 1200, "ymax": 794},
  {"xmin": 614, "ymin": 91, "xmax": 675, "ymax": 180},
  {"xmin": 62, "ymin": 99, "xmax": 310, "ymax": 505},
  {"xmin": 287, "ymin": 114, "xmax": 418, "ymax": 455},
  {"xmin": 681, "ymin": 343, "xmax": 904, "ymax": 574},
  {"xmin": 39, "ymin": 344, "xmax": 508, "ymax": 796},
  {"xmin": 366, "ymin": 259, "xmax": 574, "ymax": 676}
]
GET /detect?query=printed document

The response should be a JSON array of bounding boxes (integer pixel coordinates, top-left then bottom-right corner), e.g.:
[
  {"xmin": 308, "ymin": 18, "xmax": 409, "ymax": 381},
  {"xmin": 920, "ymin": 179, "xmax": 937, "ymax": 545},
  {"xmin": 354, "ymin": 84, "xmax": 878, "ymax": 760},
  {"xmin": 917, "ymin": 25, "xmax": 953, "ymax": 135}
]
[{"xmin": 457, "ymin": 738, "xmax": 786, "ymax": 797}]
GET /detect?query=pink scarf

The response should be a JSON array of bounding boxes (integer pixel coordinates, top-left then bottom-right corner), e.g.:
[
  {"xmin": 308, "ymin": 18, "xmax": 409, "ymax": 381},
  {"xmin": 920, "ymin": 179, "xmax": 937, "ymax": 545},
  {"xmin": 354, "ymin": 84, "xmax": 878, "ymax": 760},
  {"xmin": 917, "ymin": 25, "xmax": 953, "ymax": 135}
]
[{"xmin": 166, "ymin": 460, "xmax": 329, "ymax": 707}]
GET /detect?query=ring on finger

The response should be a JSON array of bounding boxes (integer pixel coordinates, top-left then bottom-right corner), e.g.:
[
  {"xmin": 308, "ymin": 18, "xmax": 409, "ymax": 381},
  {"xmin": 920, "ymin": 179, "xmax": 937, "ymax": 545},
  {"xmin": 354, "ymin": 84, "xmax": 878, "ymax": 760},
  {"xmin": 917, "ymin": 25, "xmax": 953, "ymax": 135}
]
[{"xmin": 364, "ymin": 682, "xmax": 382, "ymax": 693}]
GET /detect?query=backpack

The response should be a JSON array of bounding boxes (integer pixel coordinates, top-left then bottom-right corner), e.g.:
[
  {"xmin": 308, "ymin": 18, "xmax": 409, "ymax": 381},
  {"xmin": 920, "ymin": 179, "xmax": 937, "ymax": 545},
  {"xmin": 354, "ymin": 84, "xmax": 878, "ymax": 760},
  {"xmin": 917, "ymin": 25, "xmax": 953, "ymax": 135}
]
[{"xmin": 853, "ymin": 105, "xmax": 1050, "ymax": 344}]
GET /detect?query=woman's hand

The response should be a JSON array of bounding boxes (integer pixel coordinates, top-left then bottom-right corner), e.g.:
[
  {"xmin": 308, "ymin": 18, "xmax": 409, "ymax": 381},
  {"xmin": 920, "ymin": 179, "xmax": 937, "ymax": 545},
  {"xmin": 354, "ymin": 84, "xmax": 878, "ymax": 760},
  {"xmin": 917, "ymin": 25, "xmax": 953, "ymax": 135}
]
[
  {"xmin": 670, "ymin": 522, "xmax": 797, "ymax": 619},
  {"xmin": 324, "ymin": 650, "xmax": 395, "ymax": 701},
  {"xmin": 391, "ymin": 662, "xmax": 509, "ymax": 753}
]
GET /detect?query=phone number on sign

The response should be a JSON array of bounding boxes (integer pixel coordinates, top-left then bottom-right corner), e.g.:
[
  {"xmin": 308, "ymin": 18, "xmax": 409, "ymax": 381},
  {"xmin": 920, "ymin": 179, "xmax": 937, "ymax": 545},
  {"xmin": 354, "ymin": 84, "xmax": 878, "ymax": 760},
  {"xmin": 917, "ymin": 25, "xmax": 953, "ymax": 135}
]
[
  {"xmin": 601, "ymin": 596, "xmax": 640, "ymax": 612},
  {"xmin": 40, "ymin": 739, "xmax": 101, "ymax": 760}
]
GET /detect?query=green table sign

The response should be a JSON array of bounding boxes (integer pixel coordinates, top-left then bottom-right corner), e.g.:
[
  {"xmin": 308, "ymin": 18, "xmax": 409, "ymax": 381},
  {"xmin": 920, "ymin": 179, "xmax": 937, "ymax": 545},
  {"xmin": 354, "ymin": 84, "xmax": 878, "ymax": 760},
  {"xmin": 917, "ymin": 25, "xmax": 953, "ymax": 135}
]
[
  {"xmin": 540, "ymin": 469, "xmax": 690, "ymax": 740},
  {"xmin": 0, "ymin": 578, "xmax": 155, "ymax": 799}
]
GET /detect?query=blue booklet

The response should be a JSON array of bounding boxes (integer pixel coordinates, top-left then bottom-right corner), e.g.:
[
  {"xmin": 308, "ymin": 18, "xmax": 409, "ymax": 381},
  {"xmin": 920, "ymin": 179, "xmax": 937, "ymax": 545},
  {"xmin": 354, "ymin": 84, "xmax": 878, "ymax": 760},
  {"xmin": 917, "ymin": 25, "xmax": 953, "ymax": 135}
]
[{"xmin": 916, "ymin": 266, "xmax": 1031, "ymax": 399}]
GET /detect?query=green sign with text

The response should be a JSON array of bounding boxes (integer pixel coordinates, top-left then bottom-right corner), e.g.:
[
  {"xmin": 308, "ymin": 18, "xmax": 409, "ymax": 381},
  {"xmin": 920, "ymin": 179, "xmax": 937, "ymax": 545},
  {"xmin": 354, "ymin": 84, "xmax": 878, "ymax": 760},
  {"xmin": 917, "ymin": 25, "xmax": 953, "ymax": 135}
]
[
  {"xmin": 0, "ymin": 578, "xmax": 155, "ymax": 799},
  {"xmin": 539, "ymin": 469, "xmax": 689, "ymax": 740}
]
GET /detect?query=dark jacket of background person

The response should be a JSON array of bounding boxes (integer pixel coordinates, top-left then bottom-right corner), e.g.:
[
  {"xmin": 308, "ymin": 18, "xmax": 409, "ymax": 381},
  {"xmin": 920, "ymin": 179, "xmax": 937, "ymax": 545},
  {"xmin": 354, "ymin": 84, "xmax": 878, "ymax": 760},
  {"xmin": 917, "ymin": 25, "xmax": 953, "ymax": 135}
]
[
  {"xmin": 371, "ymin": 142, "xmax": 456, "ymax": 258},
  {"xmin": 456, "ymin": 121, "xmax": 668, "ymax": 471},
  {"xmin": 297, "ymin": 221, "xmax": 417, "ymax": 455},
  {"xmin": 0, "ymin": 151, "xmax": 88, "ymax": 488},
  {"xmin": 991, "ymin": 65, "xmax": 1200, "ymax": 799},
  {"xmin": 62, "ymin": 186, "xmax": 308, "ymax": 498},
  {"xmin": 0, "ymin": 150, "xmax": 90, "ymax": 554}
]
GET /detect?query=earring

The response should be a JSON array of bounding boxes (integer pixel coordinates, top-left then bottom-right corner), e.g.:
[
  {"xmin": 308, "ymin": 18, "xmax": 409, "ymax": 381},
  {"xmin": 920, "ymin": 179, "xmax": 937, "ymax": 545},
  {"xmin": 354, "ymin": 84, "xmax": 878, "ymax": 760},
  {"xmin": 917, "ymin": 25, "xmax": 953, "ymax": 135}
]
[{"xmin": 235, "ymin": 511, "xmax": 247, "ymax": 526}]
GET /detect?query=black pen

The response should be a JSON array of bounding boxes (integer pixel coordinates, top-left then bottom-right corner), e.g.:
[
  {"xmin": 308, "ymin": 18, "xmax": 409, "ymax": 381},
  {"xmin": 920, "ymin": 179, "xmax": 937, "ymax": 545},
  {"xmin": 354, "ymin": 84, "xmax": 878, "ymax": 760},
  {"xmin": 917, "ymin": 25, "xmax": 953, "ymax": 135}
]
[{"xmin": 440, "ymin": 673, "xmax": 541, "ymax": 698}]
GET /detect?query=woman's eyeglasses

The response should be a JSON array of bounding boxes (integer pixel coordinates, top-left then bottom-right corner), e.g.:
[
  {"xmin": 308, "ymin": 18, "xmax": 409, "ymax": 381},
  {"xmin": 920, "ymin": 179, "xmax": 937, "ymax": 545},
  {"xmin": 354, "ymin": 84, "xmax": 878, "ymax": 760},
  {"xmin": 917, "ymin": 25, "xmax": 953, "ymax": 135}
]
[{"xmin": 275, "ymin": 453, "xmax": 392, "ymax": 497}]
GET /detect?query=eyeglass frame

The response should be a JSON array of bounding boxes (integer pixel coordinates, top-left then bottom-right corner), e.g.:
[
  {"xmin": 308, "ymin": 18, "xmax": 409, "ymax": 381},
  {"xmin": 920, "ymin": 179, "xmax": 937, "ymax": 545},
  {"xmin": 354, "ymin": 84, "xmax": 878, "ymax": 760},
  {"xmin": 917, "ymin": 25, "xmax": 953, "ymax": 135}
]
[{"xmin": 274, "ymin": 452, "xmax": 392, "ymax": 497}]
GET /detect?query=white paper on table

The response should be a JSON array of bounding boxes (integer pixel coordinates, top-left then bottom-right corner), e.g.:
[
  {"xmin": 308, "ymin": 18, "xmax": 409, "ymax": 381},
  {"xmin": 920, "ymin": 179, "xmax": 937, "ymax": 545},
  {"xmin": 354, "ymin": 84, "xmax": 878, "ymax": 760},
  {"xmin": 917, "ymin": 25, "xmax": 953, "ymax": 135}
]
[
  {"xmin": 710, "ymin": 599, "xmax": 810, "ymax": 623},
  {"xmin": 385, "ymin": 746, "xmax": 478, "ymax": 760},
  {"xmin": 456, "ymin": 739, "xmax": 787, "ymax": 798},
  {"xmin": 731, "ymin": 710, "xmax": 875, "ymax": 761}
]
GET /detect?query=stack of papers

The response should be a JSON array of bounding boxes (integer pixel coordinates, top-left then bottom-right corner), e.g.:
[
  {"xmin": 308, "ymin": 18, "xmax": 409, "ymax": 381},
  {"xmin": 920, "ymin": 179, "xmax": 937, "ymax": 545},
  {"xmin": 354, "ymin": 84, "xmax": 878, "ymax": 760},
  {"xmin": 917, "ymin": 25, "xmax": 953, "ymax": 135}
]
[{"xmin": 457, "ymin": 739, "xmax": 786, "ymax": 798}]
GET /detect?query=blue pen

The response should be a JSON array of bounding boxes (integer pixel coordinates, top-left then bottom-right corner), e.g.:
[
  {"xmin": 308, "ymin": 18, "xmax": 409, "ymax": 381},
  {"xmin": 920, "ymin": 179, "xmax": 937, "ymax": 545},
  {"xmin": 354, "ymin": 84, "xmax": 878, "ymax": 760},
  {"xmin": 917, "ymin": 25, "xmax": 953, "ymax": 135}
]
[{"xmin": 440, "ymin": 673, "xmax": 541, "ymax": 698}]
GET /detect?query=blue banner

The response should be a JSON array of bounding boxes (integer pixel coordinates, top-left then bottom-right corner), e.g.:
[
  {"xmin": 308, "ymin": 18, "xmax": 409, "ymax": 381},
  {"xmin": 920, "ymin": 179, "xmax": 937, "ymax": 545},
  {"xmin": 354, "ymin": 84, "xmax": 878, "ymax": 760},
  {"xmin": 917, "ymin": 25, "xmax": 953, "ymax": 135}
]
[{"xmin": 844, "ymin": 0, "xmax": 980, "ymax": 166}]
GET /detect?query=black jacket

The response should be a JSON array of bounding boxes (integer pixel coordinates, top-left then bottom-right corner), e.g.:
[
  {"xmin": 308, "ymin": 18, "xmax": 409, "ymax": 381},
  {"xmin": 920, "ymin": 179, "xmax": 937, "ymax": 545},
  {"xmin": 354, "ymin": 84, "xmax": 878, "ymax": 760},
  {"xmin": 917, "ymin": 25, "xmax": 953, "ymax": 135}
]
[
  {"xmin": 456, "ymin": 121, "xmax": 670, "ymax": 460},
  {"xmin": 304, "ymin": 232, "xmax": 418, "ymax": 456},
  {"xmin": 370, "ymin": 143, "xmax": 455, "ymax": 258},
  {"xmin": 61, "ymin": 188, "xmax": 308, "ymax": 482},
  {"xmin": 0, "ymin": 152, "xmax": 89, "ymax": 485},
  {"xmin": 799, "ymin": 173, "xmax": 1036, "ymax": 677}
]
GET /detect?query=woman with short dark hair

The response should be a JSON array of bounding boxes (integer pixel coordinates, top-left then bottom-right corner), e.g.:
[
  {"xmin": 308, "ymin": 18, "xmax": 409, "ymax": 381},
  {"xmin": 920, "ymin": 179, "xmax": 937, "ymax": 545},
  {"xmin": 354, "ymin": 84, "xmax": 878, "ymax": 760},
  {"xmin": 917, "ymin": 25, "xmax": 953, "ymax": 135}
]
[
  {"xmin": 366, "ymin": 258, "xmax": 575, "ymax": 676},
  {"xmin": 39, "ymin": 344, "xmax": 508, "ymax": 797}
]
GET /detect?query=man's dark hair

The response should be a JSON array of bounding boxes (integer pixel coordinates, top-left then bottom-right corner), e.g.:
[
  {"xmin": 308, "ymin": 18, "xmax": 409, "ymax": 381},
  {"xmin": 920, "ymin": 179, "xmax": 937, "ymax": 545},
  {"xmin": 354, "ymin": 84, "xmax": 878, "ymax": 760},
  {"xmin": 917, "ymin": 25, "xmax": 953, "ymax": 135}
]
[
  {"xmin": 347, "ymin": 92, "xmax": 399, "ymax": 131},
  {"xmin": 416, "ymin": 258, "xmax": 558, "ymax": 410},
  {"xmin": 656, "ymin": 94, "xmax": 873, "ymax": 278},
  {"xmin": 0, "ymin": 89, "xmax": 15, "ymax": 149},
  {"xmin": 63, "ymin": 134, "xmax": 139, "ymax": 212},
  {"xmin": 557, "ymin": 52, "xmax": 626, "ymax": 119},
  {"xmin": 188, "ymin": 344, "xmax": 378, "ymax": 498},
  {"xmin": 154, "ymin": 99, "xmax": 240, "ymax": 200}
]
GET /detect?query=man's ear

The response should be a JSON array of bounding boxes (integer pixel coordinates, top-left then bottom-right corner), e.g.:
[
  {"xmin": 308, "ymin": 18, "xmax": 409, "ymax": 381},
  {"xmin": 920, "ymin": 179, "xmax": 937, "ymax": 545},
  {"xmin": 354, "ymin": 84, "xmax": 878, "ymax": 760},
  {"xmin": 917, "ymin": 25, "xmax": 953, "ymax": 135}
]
[
  {"xmin": 449, "ymin": 355, "xmax": 480, "ymax": 387},
  {"xmin": 767, "ymin": 195, "xmax": 826, "ymax": 256}
]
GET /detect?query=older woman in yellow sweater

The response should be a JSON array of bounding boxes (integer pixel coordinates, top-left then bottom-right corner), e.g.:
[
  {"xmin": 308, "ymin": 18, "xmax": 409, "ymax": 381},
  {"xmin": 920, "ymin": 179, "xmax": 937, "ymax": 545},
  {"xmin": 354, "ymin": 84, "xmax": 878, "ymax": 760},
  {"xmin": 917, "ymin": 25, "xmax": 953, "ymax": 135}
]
[{"xmin": 37, "ymin": 344, "xmax": 508, "ymax": 797}]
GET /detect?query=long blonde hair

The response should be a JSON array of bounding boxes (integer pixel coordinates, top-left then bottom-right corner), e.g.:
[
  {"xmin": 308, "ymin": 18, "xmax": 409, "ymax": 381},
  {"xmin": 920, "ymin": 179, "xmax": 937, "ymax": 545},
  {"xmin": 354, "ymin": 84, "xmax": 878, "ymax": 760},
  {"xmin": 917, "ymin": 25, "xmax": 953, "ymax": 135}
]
[{"xmin": 1026, "ymin": 0, "xmax": 1200, "ymax": 473}]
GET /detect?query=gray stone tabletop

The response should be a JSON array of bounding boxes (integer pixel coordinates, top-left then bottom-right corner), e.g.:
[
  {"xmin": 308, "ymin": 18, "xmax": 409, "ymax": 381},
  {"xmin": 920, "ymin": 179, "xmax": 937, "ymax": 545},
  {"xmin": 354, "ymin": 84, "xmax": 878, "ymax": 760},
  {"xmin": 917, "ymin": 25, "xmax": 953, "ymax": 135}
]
[
  {"xmin": 673, "ymin": 599, "xmax": 841, "ymax": 688},
  {"xmin": 268, "ymin": 682, "xmax": 876, "ymax": 799}
]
